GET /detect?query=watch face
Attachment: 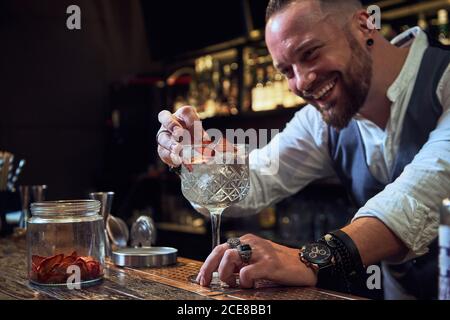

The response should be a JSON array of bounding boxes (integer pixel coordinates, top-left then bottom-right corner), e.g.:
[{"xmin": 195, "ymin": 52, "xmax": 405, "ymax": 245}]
[{"xmin": 301, "ymin": 243, "xmax": 332, "ymax": 266}]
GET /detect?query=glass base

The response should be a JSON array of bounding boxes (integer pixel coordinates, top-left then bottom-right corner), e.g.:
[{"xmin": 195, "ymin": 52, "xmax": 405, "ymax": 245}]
[{"xmin": 188, "ymin": 272, "xmax": 237, "ymax": 290}]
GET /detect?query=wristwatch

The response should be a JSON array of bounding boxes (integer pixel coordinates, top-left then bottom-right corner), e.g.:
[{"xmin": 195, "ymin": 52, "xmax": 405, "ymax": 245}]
[
  {"xmin": 300, "ymin": 231, "xmax": 365, "ymax": 295},
  {"xmin": 299, "ymin": 242, "xmax": 335, "ymax": 272}
]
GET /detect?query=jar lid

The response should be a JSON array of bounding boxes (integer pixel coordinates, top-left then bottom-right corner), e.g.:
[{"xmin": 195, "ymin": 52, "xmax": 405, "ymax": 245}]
[
  {"xmin": 112, "ymin": 247, "xmax": 177, "ymax": 268},
  {"xmin": 31, "ymin": 200, "xmax": 101, "ymax": 216}
]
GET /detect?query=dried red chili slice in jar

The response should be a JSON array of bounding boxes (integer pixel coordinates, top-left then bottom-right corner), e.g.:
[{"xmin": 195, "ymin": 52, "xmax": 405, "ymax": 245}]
[
  {"xmin": 32, "ymin": 255, "xmax": 46, "ymax": 266},
  {"xmin": 31, "ymin": 252, "xmax": 102, "ymax": 285},
  {"xmin": 86, "ymin": 260, "xmax": 101, "ymax": 279},
  {"xmin": 37, "ymin": 254, "xmax": 64, "ymax": 280}
]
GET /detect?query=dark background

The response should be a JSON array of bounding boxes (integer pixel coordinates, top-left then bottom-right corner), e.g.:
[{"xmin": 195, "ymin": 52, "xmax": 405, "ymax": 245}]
[
  {"xmin": 0, "ymin": 0, "xmax": 154, "ymax": 201},
  {"xmin": 141, "ymin": 0, "xmax": 269, "ymax": 59},
  {"xmin": 0, "ymin": 0, "xmax": 272, "ymax": 201}
]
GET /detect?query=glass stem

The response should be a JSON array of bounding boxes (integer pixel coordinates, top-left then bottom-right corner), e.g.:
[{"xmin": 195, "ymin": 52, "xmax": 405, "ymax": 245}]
[{"xmin": 209, "ymin": 208, "xmax": 224, "ymax": 251}]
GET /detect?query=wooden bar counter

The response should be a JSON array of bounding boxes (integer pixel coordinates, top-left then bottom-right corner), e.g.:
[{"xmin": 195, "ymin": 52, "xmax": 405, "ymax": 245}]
[{"xmin": 0, "ymin": 237, "xmax": 364, "ymax": 300}]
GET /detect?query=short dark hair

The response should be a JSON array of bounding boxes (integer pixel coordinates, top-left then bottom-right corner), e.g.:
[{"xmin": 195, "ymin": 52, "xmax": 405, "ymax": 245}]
[{"xmin": 266, "ymin": 0, "xmax": 362, "ymax": 22}]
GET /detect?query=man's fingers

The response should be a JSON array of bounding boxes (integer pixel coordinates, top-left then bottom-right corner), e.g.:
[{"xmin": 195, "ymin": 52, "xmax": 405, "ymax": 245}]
[
  {"xmin": 158, "ymin": 146, "xmax": 172, "ymax": 166},
  {"xmin": 239, "ymin": 263, "xmax": 265, "ymax": 289},
  {"xmin": 196, "ymin": 243, "xmax": 229, "ymax": 286},
  {"xmin": 173, "ymin": 106, "xmax": 200, "ymax": 128},
  {"xmin": 218, "ymin": 249, "xmax": 243, "ymax": 287},
  {"xmin": 158, "ymin": 110, "xmax": 184, "ymax": 135},
  {"xmin": 240, "ymin": 234, "xmax": 260, "ymax": 244},
  {"xmin": 174, "ymin": 106, "xmax": 207, "ymax": 143},
  {"xmin": 158, "ymin": 107, "xmax": 210, "ymax": 146},
  {"xmin": 158, "ymin": 145, "xmax": 181, "ymax": 166},
  {"xmin": 157, "ymin": 131, "xmax": 183, "ymax": 155}
]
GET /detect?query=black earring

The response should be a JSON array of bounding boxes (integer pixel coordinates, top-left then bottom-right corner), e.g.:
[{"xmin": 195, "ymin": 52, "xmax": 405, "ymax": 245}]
[{"xmin": 367, "ymin": 38, "xmax": 374, "ymax": 47}]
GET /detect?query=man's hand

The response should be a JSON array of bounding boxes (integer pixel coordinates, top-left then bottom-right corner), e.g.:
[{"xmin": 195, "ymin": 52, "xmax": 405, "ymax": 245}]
[
  {"xmin": 196, "ymin": 234, "xmax": 317, "ymax": 288},
  {"xmin": 157, "ymin": 106, "xmax": 205, "ymax": 167}
]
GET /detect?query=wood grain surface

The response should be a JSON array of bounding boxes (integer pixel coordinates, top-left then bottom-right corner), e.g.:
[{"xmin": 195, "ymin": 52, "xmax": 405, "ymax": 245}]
[{"xmin": 0, "ymin": 237, "xmax": 364, "ymax": 300}]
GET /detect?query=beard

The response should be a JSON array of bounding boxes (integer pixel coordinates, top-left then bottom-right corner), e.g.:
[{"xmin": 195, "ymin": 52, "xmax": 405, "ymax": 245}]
[{"xmin": 317, "ymin": 29, "xmax": 373, "ymax": 130}]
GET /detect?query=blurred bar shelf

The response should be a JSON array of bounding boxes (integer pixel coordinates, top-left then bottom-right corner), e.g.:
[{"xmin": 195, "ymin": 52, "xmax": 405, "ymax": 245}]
[
  {"xmin": 163, "ymin": 0, "xmax": 450, "ymax": 121},
  {"xmin": 382, "ymin": 0, "xmax": 450, "ymax": 20}
]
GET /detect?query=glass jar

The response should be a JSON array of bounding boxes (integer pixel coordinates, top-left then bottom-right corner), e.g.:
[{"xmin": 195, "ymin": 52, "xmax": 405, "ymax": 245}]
[{"xmin": 27, "ymin": 200, "xmax": 105, "ymax": 287}]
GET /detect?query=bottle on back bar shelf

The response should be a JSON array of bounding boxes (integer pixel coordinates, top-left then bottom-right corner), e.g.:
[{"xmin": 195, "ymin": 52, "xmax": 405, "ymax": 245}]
[
  {"xmin": 440, "ymin": 199, "xmax": 450, "ymax": 300},
  {"xmin": 438, "ymin": 9, "xmax": 450, "ymax": 45},
  {"xmin": 265, "ymin": 65, "xmax": 276, "ymax": 110},
  {"xmin": 417, "ymin": 13, "xmax": 428, "ymax": 32},
  {"xmin": 251, "ymin": 67, "xmax": 266, "ymax": 112}
]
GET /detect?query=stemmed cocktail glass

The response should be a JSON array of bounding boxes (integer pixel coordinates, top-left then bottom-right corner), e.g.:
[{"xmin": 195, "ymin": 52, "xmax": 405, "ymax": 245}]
[{"xmin": 179, "ymin": 143, "xmax": 250, "ymax": 287}]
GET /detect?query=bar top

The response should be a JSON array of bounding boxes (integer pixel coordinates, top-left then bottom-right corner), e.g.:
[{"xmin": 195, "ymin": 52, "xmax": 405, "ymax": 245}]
[{"xmin": 0, "ymin": 237, "xmax": 364, "ymax": 300}]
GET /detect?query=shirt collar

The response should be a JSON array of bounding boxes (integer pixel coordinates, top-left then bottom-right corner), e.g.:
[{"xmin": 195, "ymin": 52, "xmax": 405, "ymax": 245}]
[{"xmin": 386, "ymin": 27, "xmax": 429, "ymax": 103}]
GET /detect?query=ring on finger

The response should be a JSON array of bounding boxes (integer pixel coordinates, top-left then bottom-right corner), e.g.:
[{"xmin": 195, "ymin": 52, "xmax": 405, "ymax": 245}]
[
  {"xmin": 227, "ymin": 237, "xmax": 241, "ymax": 249},
  {"xmin": 237, "ymin": 243, "xmax": 252, "ymax": 264}
]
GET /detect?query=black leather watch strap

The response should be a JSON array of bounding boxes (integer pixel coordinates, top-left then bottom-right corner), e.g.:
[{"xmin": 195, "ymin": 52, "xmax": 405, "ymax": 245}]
[
  {"xmin": 315, "ymin": 230, "xmax": 366, "ymax": 294},
  {"xmin": 311, "ymin": 237, "xmax": 344, "ymax": 292},
  {"xmin": 314, "ymin": 230, "xmax": 382, "ymax": 298}
]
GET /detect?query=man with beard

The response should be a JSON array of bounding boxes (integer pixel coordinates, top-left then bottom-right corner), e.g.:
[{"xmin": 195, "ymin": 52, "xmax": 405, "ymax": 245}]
[{"xmin": 156, "ymin": 0, "xmax": 450, "ymax": 299}]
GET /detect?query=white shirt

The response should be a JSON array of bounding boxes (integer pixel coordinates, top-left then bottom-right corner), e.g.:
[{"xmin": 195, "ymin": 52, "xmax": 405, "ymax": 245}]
[{"xmin": 232, "ymin": 27, "xmax": 450, "ymax": 262}]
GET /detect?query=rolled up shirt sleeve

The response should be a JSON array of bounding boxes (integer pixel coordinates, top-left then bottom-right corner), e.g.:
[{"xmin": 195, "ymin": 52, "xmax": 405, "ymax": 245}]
[{"xmin": 353, "ymin": 108, "xmax": 450, "ymax": 261}]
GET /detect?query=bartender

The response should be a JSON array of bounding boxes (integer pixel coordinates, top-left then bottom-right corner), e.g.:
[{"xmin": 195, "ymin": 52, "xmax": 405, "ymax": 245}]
[{"xmin": 156, "ymin": 0, "xmax": 450, "ymax": 299}]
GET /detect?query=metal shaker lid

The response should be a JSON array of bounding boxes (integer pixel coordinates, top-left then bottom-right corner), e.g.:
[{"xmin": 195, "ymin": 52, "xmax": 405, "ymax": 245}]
[{"xmin": 112, "ymin": 247, "xmax": 177, "ymax": 268}]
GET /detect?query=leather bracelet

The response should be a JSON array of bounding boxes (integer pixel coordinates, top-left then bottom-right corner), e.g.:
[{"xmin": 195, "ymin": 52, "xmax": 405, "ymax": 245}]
[
  {"xmin": 314, "ymin": 239, "xmax": 349, "ymax": 293},
  {"xmin": 331, "ymin": 248, "xmax": 352, "ymax": 293},
  {"xmin": 316, "ymin": 230, "xmax": 365, "ymax": 294},
  {"xmin": 329, "ymin": 230, "xmax": 365, "ymax": 275},
  {"xmin": 328, "ymin": 237, "xmax": 354, "ymax": 278}
]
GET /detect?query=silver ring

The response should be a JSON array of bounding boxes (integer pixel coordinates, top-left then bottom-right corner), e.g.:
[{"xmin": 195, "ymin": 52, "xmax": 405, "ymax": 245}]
[
  {"xmin": 227, "ymin": 237, "xmax": 241, "ymax": 249},
  {"xmin": 156, "ymin": 129, "xmax": 171, "ymax": 142},
  {"xmin": 237, "ymin": 243, "xmax": 252, "ymax": 264}
]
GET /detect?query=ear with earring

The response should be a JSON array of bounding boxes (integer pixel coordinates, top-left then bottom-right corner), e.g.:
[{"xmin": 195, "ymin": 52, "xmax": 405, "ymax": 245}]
[{"xmin": 367, "ymin": 38, "xmax": 374, "ymax": 47}]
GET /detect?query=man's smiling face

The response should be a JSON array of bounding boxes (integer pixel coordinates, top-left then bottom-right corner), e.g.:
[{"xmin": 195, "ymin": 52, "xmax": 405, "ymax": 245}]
[{"xmin": 266, "ymin": 0, "xmax": 372, "ymax": 129}]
